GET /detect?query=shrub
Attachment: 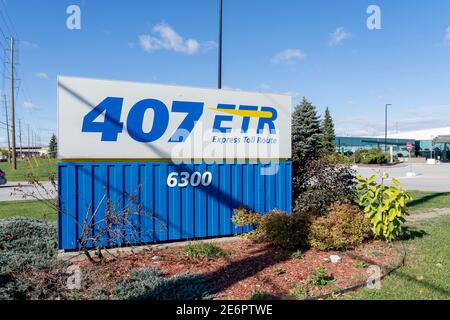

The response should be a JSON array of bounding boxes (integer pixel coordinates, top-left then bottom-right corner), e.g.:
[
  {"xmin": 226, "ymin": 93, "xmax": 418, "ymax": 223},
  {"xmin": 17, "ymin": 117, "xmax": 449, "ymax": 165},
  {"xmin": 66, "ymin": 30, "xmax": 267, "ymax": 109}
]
[
  {"xmin": 114, "ymin": 268, "xmax": 211, "ymax": 300},
  {"xmin": 233, "ymin": 209, "xmax": 311, "ymax": 250},
  {"xmin": 232, "ymin": 207, "xmax": 265, "ymax": 241},
  {"xmin": 250, "ymin": 290, "xmax": 271, "ymax": 300},
  {"xmin": 326, "ymin": 153, "xmax": 353, "ymax": 164},
  {"xmin": 293, "ymin": 159, "xmax": 357, "ymax": 216},
  {"xmin": 309, "ymin": 202, "xmax": 371, "ymax": 251},
  {"xmin": 184, "ymin": 242, "xmax": 226, "ymax": 260},
  {"xmin": 354, "ymin": 260, "xmax": 369, "ymax": 269},
  {"xmin": 262, "ymin": 211, "xmax": 311, "ymax": 249},
  {"xmin": 354, "ymin": 149, "xmax": 389, "ymax": 164},
  {"xmin": 274, "ymin": 267, "xmax": 285, "ymax": 275},
  {"xmin": 0, "ymin": 218, "xmax": 58, "ymax": 273},
  {"xmin": 0, "ymin": 218, "xmax": 66, "ymax": 300},
  {"xmin": 356, "ymin": 174, "xmax": 411, "ymax": 241},
  {"xmin": 291, "ymin": 250, "xmax": 304, "ymax": 260},
  {"xmin": 306, "ymin": 267, "xmax": 334, "ymax": 288}
]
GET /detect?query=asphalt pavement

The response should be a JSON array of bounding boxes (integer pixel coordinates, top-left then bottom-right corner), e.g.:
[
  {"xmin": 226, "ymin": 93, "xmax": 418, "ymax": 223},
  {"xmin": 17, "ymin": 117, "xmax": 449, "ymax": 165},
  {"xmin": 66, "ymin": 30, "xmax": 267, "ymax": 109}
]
[
  {"xmin": 1, "ymin": 163, "xmax": 449, "ymax": 202},
  {"xmin": 0, "ymin": 181, "xmax": 55, "ymax": 202},
  {"xmin": 355, "ymin": 163, "xmax": 450, "ymax": 192}
]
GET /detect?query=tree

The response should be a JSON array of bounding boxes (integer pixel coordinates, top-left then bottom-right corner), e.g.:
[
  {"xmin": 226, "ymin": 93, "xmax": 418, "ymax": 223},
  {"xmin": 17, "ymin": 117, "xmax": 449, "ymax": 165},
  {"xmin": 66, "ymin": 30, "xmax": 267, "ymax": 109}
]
[
  {"xmin": 0, "ymin": 148, "xmax": 8, "ymax": 158},
  {"xmin": 292, "ymin": 97, "xmax": 322, "ymax": 163},
  {"xmin": 48, "ymin": 134, "xmax": 58, "ymax": 158},
  {"xmin": 321, "ymin": 107, "xmax": 336, "ymax": 153}
]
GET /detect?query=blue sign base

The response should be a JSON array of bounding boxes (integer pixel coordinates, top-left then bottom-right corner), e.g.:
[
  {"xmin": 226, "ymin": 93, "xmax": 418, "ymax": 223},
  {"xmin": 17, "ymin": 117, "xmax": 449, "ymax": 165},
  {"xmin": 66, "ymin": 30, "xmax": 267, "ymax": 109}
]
[{"xmin": 58, "ymin": 161, "xmax": 292, "ymax": 250}]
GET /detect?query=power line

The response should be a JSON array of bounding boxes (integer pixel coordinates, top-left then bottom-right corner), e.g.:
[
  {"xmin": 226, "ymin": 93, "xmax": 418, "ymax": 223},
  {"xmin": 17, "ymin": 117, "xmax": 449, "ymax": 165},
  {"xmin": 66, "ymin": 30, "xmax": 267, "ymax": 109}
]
[{"xmin": 0, "ymin": 0, "xmax": 18, "ymax": 39}]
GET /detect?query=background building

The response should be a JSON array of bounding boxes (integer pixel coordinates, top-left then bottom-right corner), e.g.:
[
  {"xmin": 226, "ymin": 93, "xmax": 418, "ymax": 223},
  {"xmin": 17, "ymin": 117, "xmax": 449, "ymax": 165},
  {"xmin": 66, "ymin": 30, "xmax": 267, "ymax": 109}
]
[{"xmin": 336, "ymin": 127, "xmax": 450, "ymax": 162}]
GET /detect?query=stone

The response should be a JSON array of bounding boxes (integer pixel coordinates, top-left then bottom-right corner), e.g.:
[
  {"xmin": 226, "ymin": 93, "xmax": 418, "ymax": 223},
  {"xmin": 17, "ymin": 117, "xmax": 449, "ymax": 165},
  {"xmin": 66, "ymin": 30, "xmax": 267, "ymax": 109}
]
[{"xmin": 329, "ymin": 255, "xmax": 341, "ymax": 263}]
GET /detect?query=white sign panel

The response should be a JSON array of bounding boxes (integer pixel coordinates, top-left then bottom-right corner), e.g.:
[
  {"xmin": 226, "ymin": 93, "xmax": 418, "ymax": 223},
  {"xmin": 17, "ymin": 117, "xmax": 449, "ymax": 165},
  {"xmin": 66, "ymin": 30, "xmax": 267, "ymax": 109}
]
[{"xmin": 57, "ymin": 76, "xmax": 292, "ymax": 160}]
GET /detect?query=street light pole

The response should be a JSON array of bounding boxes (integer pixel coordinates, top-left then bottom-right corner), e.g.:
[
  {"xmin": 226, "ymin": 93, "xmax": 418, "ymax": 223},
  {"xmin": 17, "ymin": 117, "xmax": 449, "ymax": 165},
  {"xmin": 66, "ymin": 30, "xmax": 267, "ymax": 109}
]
[
  {"xmin": 218, "ymin": 0, "xmax": 223, "ymax": 89},
  {"xmin": 385, "ymin": 103, "xmax": 392, "ymax": 152}
]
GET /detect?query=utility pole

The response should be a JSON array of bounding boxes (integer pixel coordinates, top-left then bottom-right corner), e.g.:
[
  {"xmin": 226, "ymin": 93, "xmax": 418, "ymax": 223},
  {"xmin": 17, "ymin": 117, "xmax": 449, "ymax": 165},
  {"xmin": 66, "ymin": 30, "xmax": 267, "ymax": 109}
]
[
  {"xmin": 27, "ymin": 124, "xmax": 30, "ymax": 158},
  {"xmin": 18, "ymin": 118, "xmax": 22, "ymax": 159},
  {"xmin": 3, "ymin": 95, "xmax": 11, "ymax": 163},
  {"xmin": 217, "ymin": 0, "xmax": 223, "ymax": 89},
  {"xmin": 10, "ymin": 37, "xmax": 17, "ymax": 170}
]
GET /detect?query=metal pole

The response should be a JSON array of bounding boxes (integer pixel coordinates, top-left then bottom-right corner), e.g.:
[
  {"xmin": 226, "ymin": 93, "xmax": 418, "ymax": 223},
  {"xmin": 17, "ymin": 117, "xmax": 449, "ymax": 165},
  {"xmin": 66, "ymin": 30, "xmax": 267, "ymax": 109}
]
[
  {"xmin": 384, "ymin": 104, "xmax": 391, "ymax": 152},
  {"xmin": 10, "ymin": 37, "xmax": 17, "ymax": 170},
  {"xmin": 27, "ymin": 124, "xmax": 30, "ymax": 158},
  {"xmin": 218, "ymin": 0, "xmax": 223, "ymax": 89},
  {"xmin": 18, "ymin": 118, "xmax": 22, "ymax": 159}
]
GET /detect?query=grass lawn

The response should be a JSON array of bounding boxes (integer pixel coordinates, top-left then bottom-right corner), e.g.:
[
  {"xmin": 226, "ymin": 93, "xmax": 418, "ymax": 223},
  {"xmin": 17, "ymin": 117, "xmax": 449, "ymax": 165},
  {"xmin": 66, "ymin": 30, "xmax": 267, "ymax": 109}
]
[
  {"xmin": 339, "ymin": 216, "xmax": 450, "ymax": 300},
  {"xmin": 0, "ymin": 200, "xmax": 57, "ymax": 221},
  {"xmin": 0, "ymin": 158, "xmax": 58, "ymax": 181},
  {"xmin": 408, "ymin": 191, "xmax": 450, "ymax": 212}
]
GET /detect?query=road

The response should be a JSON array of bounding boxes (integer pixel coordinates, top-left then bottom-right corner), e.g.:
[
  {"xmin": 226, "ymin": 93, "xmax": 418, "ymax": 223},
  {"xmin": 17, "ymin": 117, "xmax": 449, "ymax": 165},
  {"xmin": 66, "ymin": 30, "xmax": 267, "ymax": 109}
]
[
  {"xmin": 355, "ymin": 163, "xmax": 450, "ymax": 192},
  {"xmin": 1, "ymin": 163, "xmax": 449, "ymax": 202},
  {"xmin": 0, "ymin": 181, "xmax": 55, "ymax": 202}
]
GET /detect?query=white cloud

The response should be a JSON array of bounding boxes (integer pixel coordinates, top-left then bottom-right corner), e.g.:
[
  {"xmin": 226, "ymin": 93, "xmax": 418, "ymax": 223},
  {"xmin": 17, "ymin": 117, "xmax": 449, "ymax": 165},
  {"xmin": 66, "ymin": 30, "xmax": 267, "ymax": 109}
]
[
  {"xmin": 22, "ymin": 101, "xmax": 38, "ymax": 110},
  {"xmin": 283, "ymin": 91, "xmax": 300, "ymax": 99},
  {"xmin": 445, "ymin": 27, "xmax": 450, "ymax": 45},
  {"xmin": 271, "ymin": 49, "xmax": 306, "ymax": 64},
  {"xmin": 222, "ymin": 85, "xmax": 242, "ymax": 91},
  {"xmin": 138, "ymin": 22, "xmax": 215, "ymax": 55},
  {"xmin": 335, "ymin": 105, "xmax": 450, "ymax": 137},
  {"xmin": 256, "ymin": 83, "xmax": 300, "ymax": 99},
  {"xmin": 329, "ymin": 27, "xmax": 351, "ymax": 46},
  {"xmin": 258, "ymin": 83, "xmax": 271, "ymax": 91},
  {"xmin": 20, "ymin": 40, "xmax": 39, "ymax": 49},
  {"xmin": 35, "ymin": 72, "xmax": 48, "ymax": 79}
]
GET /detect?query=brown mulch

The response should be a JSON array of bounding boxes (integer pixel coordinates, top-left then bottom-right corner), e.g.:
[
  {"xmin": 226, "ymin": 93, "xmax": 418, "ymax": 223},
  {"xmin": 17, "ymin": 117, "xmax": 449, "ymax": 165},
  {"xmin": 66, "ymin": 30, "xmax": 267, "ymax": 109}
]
[{"xmin": 76, "ymin": 239, "xmax": 404, "ymax": 300}]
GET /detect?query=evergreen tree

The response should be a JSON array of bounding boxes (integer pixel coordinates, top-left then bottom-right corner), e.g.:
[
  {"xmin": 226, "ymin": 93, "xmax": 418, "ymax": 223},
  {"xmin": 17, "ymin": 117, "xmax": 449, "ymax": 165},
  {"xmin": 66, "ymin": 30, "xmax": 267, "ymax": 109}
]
[
  {"xmin": 48, "ymin": 134, "xmax": 58, "ymax": 159},
  {"xmin": 321, "ymin": 107, "xmax": 336, "ymax": 153},
  {"xmin": 291, "ymin": 97, "xmax": 322, "ymax": 163}
]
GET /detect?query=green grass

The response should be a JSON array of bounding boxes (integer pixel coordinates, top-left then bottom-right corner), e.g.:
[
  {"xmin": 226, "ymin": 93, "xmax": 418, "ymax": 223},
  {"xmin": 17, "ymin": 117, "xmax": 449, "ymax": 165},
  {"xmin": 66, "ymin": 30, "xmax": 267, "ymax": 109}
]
[
  {"xmin": 340, "ymin": 216, "xmax": 450, "ymax": 300},
  {"xmin": 408, "ymin": 191, "xmax": 450, "ymax": 212},
  {"xmin": 0, "ymin": 158, "xmax": 57, "ymax": 181},
  {"xmin": 0, "ymin": 200, "xmax": 56, "ymax": 221},
  {"xmin": 184, "ymin": 242, "xmax": 227, "ymax": 260}
]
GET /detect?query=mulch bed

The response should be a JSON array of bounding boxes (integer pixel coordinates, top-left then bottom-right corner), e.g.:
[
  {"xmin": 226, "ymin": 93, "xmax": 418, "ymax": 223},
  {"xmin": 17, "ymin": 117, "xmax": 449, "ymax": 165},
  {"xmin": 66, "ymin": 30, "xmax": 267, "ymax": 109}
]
[{"xmin": 76, "ymin": 239, "xmax": 404, "ymax": 300}]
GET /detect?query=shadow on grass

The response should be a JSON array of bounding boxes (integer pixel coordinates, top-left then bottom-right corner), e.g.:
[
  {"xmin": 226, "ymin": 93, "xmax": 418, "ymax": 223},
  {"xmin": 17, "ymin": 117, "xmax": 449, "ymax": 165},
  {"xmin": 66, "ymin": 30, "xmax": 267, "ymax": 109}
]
[
  {"xmin": 400, "ymin": 226, "xmax": 428, "ymax": 241},
  {"xmin": 391, "ymin": 269, "xmax": 450, "ymax": 297},
  {"xmin": 408, "ymin": 192, "xmax": 450, "ymax": 210}
]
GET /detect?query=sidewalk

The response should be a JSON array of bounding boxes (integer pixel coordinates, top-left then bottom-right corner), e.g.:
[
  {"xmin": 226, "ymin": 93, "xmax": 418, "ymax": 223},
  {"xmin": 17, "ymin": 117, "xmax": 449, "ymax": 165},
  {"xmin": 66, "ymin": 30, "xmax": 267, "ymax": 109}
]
[{"xmin": 0, "ymin": 181, "xmax": 55, "ymax": 202}]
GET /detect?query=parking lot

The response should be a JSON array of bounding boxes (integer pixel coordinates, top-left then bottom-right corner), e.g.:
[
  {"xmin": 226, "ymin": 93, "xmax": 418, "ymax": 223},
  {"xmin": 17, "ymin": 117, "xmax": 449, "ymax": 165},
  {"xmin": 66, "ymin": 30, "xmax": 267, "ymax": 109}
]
[{"xmin": 355, "ymin": 163, "xmax": 450, "ymax": 192}]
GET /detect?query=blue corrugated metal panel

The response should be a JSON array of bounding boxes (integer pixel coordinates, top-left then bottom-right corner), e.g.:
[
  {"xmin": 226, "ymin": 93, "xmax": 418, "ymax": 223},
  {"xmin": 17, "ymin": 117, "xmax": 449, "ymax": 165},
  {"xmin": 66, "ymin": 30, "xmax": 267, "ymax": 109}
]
[{"xmin": 58, "ymin": 161, "xmax": 292, "ymax": 250}]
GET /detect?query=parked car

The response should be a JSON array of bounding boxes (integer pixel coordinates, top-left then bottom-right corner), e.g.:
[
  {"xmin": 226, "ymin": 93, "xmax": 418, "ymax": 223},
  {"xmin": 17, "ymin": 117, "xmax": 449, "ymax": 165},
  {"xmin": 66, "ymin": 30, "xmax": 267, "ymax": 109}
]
[{"xmin": 0, "ymin": 169, "xmax": 6, "ymax": 185}]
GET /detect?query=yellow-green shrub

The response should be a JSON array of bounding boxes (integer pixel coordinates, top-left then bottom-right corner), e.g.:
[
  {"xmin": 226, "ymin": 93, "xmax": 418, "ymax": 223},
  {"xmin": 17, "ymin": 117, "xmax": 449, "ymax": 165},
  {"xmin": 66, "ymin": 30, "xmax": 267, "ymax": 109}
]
[
  {"xmin": 356, "ymin": 174, "xmax": 411, "ymax": 241},
  {"xmin": 309, "ymin": 202, "xmax": 371, "ymax": 250}
]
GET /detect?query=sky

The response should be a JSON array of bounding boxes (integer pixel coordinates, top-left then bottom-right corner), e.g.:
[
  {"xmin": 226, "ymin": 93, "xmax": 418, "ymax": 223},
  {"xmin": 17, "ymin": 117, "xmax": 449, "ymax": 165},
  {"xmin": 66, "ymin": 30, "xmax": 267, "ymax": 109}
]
[{"xmin": 1, "ymin": 0, "xmax": 450, "ymax": 147}]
